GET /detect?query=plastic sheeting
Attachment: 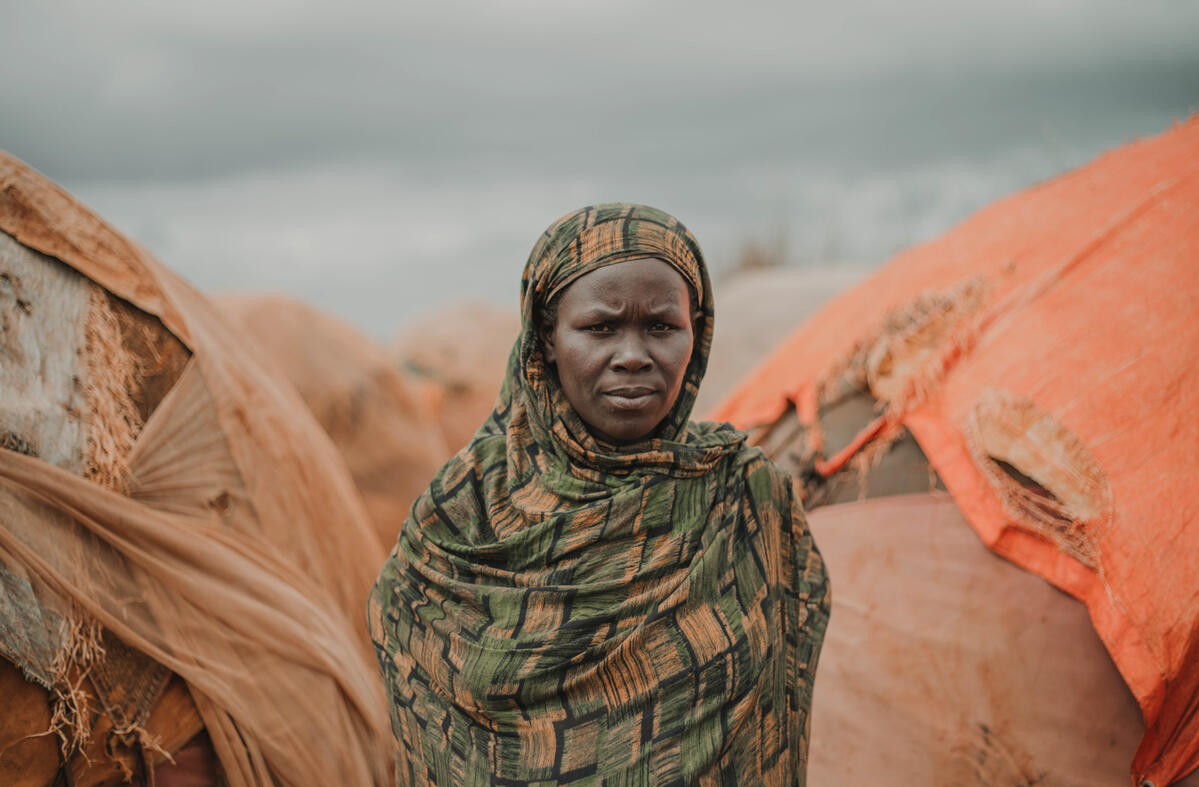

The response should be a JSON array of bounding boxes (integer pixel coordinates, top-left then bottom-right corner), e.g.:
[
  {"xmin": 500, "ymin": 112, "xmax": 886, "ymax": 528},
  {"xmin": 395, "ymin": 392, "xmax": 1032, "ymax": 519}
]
[
  {"xmin": 392, "ymin": 301, "xmax": 518, "ymax": 453},
  {"xmin": 0, "ymin": 152, "xmax": 392, "ymax": 785},
  {"xmin": 216, "ymin": 295, "xmax": 449, "ymax": 548},
  {"xmin": 804, "ymin": 493, "xmax": 1199, "ymax": 786},
  {"xmin": 713, "ymin": 117, "xmax": 1199, "ymax": 786}
]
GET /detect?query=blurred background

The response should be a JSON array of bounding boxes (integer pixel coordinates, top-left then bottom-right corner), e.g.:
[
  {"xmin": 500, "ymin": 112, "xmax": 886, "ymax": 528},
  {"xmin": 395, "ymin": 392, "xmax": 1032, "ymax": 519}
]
[{"xmin": 1, "ymin": 0, "xmax": 1196, "ymax": 338}]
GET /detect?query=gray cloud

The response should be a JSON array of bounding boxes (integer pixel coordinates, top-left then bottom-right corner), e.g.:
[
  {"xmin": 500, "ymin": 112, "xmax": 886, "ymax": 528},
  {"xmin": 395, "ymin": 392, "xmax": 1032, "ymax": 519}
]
[
  {"xmin": 4, "ymin": 1, "xmax": 1196, "ymax": 181},
  {"xmin": 2, "ymin": 1, "xmax": 1196, "ymax": 336}
]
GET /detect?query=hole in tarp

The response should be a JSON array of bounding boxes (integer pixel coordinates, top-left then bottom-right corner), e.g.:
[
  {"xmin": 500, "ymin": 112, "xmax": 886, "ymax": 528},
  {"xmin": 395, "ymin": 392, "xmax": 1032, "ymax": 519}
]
[
  {"xmin": 1, "ymin": 429, "xmax": 36, "ymax": 457},
  {"xmin": 966, "ymin": 388, "xmax": 1112, "ymax": 568},
  {"xmin": 863, "ymin": 277, "xmax": 989, "ymax": 405},
  {"xmin": 1, "ymin": 234, "xmax": 191, "ymax": 479},
  {"xmin": 206, "ymin": 490, "xmax": 232, "ymax": 516},
  {"xmin": 100, "ymin": 290, "xmax": 191, "ymax": 426},
  {"xmin": 751, "ymin": 392, "xmax": 944, "ymax": 510},
  {"xmin": 1, "ymin": 230, "xmax": 194, "ymax": 750},
  {"xmin": 989, "ymin": 458, "xmax": 1075, "ymax": 528},
  {"xmin": 818, "ymin": 386, "xmax": 881, "ymax": 459},
  {"xmin": 750, "ymin": 276, "xmax": 988, "ymax": 508}
]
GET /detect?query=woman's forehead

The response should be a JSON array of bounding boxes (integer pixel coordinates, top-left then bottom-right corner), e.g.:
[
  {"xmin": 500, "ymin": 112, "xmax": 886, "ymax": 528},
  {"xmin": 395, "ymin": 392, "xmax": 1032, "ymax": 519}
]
[
  {"xmin": 547, "ymin": 255, "xmax": 690, "ymax": 302},
  {"xmin": 558, "ymin": 258, "xmax": 691, "ymax": 308}
]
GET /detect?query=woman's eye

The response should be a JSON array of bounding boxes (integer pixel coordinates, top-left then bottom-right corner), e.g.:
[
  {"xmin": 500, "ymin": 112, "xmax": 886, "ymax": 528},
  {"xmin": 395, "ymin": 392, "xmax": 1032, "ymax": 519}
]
[
  {"xmin": 651, "ymin": 322, "xmax": 676, "ymax": 332},
  {"xmin": 586, "ymin": 324, "xmax": 612, "ymax": 333}
]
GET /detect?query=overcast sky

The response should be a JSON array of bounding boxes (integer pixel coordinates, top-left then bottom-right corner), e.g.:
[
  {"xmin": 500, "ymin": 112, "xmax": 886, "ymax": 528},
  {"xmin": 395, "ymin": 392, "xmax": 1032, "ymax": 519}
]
[{"xmin": 2, "ymin": 1, "xmax": 1196, "ymax": 337}]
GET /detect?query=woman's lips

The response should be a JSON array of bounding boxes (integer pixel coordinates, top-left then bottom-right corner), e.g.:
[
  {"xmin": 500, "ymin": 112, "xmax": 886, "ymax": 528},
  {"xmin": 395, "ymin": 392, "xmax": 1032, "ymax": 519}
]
[{"xmin": 602, "ymin": 388, "xmax": 658, "ymax": 410}]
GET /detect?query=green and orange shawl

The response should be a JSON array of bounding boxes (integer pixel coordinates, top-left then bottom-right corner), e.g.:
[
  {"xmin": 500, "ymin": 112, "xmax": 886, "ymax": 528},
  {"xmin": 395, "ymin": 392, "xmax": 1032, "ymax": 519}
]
[{"xmin": 369, "ymin": 204, "xmax": 829, "ymax": 785}]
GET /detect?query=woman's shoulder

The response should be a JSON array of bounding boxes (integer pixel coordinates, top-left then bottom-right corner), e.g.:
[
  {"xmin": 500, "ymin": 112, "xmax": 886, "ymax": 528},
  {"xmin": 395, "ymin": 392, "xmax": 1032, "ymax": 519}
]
[
  {"xmin": 690, "ymin": 418, "xmax": 797, "ymax": 493},
  {"xmin": 739, "ymin": 448, "xmax": 800, "ymax": 508}
]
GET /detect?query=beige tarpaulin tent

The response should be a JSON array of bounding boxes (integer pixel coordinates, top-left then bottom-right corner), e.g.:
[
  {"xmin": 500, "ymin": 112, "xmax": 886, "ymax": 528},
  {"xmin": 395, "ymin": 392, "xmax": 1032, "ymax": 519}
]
[
  {"xmin": 393, "ymin": 301, "xmax": 519, "ymax": 454},
  {"xmin": 0, "ymin": 152, "xmax": 391, "ymax": 785},
  {"xmin": 216, "ymin": 294, "xmax": 449, "ymax": 548},
  {"xmin": 804, "ymin": 493, "xmax": 1157, "ymax": 786}
]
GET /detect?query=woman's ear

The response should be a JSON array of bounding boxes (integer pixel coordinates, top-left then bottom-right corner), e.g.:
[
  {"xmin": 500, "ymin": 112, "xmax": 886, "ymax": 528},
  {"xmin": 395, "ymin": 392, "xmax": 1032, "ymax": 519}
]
[{"xmin": 539, "ymin": 320, "xmax": 557, "ymax": 364}]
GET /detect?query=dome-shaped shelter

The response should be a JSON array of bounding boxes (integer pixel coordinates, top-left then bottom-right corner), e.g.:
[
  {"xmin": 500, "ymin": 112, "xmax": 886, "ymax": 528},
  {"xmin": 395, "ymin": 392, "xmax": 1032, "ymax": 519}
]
[
  {"xmin": 393, "ymin": 301, "xmax": 519, "ymax": 454},
  {"xmin": 712, "ymin": 117, "xmax": 1199, "ymax": 786},
  {"xmin": 0, "ymin": 153, "xmax": 391, "ymax": 785},
  {"xmin": 215, "ymin": 294, "xmax": 449, "ymax": 548}
]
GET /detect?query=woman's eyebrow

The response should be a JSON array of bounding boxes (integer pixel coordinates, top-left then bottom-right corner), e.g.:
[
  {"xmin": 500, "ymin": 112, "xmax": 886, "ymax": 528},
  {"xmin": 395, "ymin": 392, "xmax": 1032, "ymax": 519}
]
[
  {"xmin": 577, "ymin": 303, "xmax": 684, "ymax": 319},
  {"xmin": 575, "ymin": 307, "xmax": 618, "ymax": 319},
  {"xmin": 573, "ymin": 305, "xmax": 621, "ymax": 320}
]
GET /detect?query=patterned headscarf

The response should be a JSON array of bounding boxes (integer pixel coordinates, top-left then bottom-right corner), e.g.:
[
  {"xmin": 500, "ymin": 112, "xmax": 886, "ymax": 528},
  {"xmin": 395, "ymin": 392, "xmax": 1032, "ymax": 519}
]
[
  {"xmin": 369, "ymin": 204, "xmax": 829, "ymax": 784},
  {"xmin": 495, "ymin": 202, "xmax": 742, "ymax": 477}
]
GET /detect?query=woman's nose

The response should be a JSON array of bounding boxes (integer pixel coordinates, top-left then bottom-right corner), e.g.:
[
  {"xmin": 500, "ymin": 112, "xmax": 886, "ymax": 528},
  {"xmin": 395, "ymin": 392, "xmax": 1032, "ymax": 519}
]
[{"xmin": 611, "ymin": 333, "xmax": 652, "ymax": 372}]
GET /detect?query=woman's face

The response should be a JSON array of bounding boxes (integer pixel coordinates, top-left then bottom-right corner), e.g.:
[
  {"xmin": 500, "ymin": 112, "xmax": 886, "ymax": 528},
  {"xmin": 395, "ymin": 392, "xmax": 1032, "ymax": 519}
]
[{"xmin": 540, "ymin": 257, "xmax": 701, "ymax": 444}]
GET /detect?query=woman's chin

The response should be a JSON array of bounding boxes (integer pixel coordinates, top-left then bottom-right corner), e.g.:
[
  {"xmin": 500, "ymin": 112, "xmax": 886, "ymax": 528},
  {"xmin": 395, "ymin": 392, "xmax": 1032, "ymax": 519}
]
[{"xmin": 587, "ymin": 415, "xmax": 663, "ymax": 445}]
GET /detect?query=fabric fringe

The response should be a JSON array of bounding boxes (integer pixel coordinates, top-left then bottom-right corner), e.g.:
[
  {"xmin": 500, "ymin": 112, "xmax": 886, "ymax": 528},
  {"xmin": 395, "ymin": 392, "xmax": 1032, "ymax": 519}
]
[
  {"xmin": 779, "ymin": 276, "xmax": 990, "ymax": 501},
  {"xmin": 45, "ymin": 617, "xmax": 105, "ymax": 757},
  {"xmin": 963, "ymin": 389, "xmax": 1112, "ymax": 569},
  {"xmin": 82, "ymin": 287, "xmax": 144, "ymax": 495}
]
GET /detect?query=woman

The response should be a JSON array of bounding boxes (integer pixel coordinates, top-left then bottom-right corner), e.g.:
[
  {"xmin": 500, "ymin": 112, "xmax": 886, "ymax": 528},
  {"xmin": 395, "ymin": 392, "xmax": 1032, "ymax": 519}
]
[{"xmin": 369, "ymin": 203, "xmax": 830, "ymax": 785}]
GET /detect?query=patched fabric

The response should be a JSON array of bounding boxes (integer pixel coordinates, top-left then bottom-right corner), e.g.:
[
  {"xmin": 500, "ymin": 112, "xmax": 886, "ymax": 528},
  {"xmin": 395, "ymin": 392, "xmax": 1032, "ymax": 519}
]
[{"xmin": 369, "ymin": 203, "xmax": 830, "ymax": 785}]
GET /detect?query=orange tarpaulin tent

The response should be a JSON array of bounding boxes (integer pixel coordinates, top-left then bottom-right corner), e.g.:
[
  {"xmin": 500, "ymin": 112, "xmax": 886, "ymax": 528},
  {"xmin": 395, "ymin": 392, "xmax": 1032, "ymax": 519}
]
[{"xmin": 712, "ymin": 117, "xmax": 1199, "ymax": 786}]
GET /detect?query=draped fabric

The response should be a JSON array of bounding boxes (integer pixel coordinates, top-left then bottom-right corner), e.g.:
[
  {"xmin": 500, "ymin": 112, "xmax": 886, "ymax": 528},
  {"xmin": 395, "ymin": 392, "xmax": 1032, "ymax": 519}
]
[
  {"xmin": 369, "ymin": 204, "xmax": 830, "ymax": 785},
  {"xmin": 0, "ymin": 151, "xmax": 392, "ymax": 786}
]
